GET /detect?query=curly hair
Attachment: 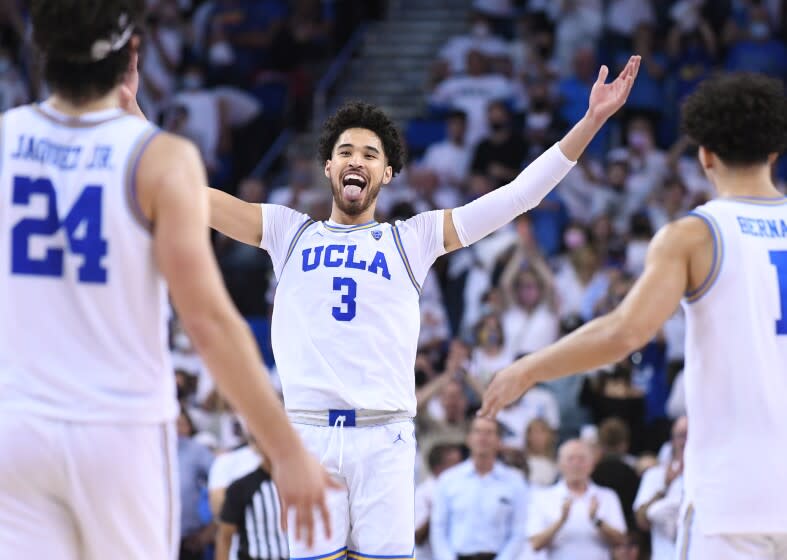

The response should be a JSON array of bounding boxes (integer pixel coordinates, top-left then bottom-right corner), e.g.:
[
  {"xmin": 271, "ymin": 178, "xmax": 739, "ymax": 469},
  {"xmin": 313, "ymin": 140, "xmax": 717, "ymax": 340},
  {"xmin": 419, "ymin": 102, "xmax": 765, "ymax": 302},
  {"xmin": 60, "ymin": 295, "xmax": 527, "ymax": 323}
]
[
  {"xmin": 681, "ymin": 72, "xmax": 787, "ymax": 166},
  {"xmin": 30, "ymin": 0, "xmax": 145, "ymax": 104},
  {"xmin": 317, "ymin": 101, "xmax": 406, "ymax": 175}
]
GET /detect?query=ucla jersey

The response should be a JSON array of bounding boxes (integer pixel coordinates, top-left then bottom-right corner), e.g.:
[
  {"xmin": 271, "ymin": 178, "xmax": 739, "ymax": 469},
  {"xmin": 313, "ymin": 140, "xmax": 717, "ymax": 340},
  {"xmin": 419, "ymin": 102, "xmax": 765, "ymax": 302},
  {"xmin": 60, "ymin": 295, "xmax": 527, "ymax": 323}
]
[
  {"xmin": 0, "ymin": 103, "xmax": 175, "ymax": 423},
  {"xmin": 681, "ymin": 196, "xmax": 787, "ymax": 533},
  {"xmin": 262, "ymin": 205, "xmax": 445, "ymax": 416}
]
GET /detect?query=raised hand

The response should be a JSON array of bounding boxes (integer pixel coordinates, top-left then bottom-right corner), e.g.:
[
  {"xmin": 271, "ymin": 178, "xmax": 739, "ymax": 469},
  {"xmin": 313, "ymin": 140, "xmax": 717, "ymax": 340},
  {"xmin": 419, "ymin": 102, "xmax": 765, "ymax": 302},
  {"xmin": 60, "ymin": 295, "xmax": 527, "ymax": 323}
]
[{"xmin": 587, "ymin": 55, "xmax": 641, "ymax": 122}]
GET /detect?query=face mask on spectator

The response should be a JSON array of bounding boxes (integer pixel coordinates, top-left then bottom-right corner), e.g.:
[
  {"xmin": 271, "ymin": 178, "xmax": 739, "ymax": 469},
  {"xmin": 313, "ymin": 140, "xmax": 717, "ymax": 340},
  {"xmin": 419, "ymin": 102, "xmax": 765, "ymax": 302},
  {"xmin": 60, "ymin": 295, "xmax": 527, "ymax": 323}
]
[
  {"xmin": 209, "ymin": 41, "xmax": 235, "ymax": 65},
  {"xmin": 564, "ymin": 228, "xmax": 586, "ymax": 250},
  {"xmin": 627, "ymin": 130, "xmax": 651, "ymax": 151},
  {"xmin": 750, "ymin": 22, "xmax": 770, "ymax": 40}
]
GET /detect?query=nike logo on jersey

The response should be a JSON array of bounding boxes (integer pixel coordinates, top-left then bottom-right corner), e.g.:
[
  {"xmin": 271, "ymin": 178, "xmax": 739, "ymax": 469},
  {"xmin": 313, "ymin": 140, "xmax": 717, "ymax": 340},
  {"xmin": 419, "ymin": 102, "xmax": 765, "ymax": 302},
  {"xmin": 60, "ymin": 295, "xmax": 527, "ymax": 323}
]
[{"xmin": 301, "ymin": 244, "xmax": 391, "ymax": 279}]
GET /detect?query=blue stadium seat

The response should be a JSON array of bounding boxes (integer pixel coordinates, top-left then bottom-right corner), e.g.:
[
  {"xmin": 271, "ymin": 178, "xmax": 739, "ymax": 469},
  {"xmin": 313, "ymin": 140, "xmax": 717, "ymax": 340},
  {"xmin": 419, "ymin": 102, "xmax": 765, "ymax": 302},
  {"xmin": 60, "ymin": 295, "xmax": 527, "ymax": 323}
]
[
  {"xmin": 246, "ymin": 316, "xmax": 276, "ymax": 368},
  {"xmin": 405, "ymin": 117, "xmax": 447, "ymax": 159}
]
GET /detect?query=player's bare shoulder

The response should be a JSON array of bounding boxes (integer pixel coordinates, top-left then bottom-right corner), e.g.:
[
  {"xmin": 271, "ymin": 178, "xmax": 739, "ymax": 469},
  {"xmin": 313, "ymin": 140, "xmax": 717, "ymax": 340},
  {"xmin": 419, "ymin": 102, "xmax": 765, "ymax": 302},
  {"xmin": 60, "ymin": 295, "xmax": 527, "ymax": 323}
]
[
  {"xmin": 134, "ymin": 132, "xmax": 207, "ymax": 223},
  {"xmin": 652, "ymin": 214, "xmax": 715, "ymax": 295}
]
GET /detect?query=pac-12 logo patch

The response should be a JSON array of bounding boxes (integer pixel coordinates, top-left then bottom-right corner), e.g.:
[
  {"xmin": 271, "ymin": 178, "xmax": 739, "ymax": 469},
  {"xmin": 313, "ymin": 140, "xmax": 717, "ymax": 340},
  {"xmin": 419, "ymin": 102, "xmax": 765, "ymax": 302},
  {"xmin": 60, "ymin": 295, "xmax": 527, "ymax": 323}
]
[{"xmin": 371, "ymin": 230, "xmax": 382, "ymax": 240}]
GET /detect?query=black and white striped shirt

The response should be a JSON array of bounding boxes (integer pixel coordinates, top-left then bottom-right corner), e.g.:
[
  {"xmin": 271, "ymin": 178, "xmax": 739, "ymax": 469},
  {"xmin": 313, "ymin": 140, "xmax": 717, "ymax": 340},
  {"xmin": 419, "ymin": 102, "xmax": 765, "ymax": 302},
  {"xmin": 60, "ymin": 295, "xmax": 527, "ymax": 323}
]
[{"xmin": 220, "ymin": 467, "xmax": 289, "ymax": 560}]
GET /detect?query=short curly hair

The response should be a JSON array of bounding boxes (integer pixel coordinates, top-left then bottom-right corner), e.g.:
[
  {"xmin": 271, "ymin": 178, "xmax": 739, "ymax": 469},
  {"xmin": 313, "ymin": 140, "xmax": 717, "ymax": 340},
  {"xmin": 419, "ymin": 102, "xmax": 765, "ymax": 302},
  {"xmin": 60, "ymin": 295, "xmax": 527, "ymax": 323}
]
[
  {"xmin": 317, "ymin": 101, "xmax": 406, "ymax": 175},
  {"xmin": 31, "ymin": 0, "xmax": 144, "ymax": 104},
  {"xmin": 681, "ymin": 72, "xmax": 787, "ymax": 166}
]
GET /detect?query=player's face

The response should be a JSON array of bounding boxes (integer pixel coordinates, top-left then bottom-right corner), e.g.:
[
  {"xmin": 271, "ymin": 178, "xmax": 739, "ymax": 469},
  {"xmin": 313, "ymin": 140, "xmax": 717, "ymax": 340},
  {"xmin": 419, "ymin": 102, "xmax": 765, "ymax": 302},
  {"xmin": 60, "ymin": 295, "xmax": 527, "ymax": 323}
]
[{"xmin": 325, "ymin": 128, "xmax": 393, "ymax": 217}]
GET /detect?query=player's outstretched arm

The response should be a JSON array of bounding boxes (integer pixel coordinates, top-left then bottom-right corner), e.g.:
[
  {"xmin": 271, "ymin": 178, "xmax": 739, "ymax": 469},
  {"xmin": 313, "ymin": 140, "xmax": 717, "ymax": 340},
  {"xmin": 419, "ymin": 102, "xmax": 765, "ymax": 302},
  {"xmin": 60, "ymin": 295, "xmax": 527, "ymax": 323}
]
[
  {"xmin": 208, "ymin": 187, "xmax": 263, "ymax": 247},
  {"xmin": 136, "ymin": 134, "xmax": 336, "ymax": 547},
  {"xmin": 442, "ymin": 55, "xmax": 641, "ymax": 252},
  {"xmin": 479, "ymin": 214, "xmax": 708, "ymax": 418}
]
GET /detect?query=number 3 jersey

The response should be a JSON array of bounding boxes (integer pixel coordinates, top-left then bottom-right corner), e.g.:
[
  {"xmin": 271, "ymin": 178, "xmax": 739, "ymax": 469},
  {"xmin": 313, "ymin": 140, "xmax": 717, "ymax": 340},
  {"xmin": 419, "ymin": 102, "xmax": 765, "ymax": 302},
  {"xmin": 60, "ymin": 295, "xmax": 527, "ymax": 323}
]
[
  {"xmin": 261, "ymin": 204, "xmax": 446, "ymax": 417},
  {"xmin": 0, "ymin": 103, "xmax": 175, "ymax": 423},
  {"xmin": 681, "ymin": 197, "xmax": 787, "ymax": 534}
]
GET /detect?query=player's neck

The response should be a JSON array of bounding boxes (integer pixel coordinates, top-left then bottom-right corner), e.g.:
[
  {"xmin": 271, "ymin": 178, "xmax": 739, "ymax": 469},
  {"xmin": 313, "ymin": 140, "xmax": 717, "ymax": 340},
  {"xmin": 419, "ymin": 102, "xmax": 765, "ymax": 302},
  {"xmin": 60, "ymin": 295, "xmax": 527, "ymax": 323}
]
[
  {"xmin": 328, "ymin": 205, "xmax": 377, "ymax": 225},
  {"xmin": 48, "ymin": 89, "xmax": 121, "ymax": 117},
  {"xmin": 713, "ymin": 166, "xmax": 782, "ymax": 199}
]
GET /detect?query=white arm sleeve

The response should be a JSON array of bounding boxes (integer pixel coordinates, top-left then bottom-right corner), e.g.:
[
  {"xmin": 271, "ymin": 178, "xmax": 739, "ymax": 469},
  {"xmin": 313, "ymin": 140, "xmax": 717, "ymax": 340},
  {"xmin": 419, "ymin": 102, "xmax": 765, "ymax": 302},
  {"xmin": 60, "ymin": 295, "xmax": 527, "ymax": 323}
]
[
  {"xmin": 260, "ymin": 204, "xmax": 312, "ymax": 279},
  {"xmin": 450, "ymin": 142, "xmax": 576, "ymax": 247}
]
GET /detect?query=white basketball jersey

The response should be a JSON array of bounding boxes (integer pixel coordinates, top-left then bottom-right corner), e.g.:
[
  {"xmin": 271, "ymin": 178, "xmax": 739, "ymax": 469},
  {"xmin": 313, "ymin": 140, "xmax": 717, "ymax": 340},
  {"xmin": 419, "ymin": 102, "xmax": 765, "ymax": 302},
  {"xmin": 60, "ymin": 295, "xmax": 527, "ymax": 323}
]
[
  {"xmin": 0, "ymin": 103, "xmax": 175, "ymax": 423},
  {"xmin": 681, "ymin": 197, "xmax": 787, "ymax": 534},
  {"xmin": 261, "ymin": 205, "xmax": 445, "ymax": 416}
]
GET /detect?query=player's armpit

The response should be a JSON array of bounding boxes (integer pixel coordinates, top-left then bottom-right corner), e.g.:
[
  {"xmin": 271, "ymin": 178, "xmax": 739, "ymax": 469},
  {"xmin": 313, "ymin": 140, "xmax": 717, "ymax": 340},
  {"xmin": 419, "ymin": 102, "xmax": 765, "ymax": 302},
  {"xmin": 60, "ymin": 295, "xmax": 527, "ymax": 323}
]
[
  {"xmin": 208, "ymin": 187, "xmax": 263, "ymax": 247},
  {"xmin": 442, "ymin": 209, "xmax": 462, "ymax": 253}
]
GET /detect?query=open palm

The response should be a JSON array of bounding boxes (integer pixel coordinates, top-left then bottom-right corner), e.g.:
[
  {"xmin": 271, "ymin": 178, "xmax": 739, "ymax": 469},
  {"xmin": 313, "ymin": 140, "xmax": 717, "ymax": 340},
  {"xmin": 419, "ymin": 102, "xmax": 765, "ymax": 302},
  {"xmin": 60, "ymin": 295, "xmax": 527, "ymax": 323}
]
[{"xmin": 588, "ymin": 55, "xmax": 641, "ymax": 121}]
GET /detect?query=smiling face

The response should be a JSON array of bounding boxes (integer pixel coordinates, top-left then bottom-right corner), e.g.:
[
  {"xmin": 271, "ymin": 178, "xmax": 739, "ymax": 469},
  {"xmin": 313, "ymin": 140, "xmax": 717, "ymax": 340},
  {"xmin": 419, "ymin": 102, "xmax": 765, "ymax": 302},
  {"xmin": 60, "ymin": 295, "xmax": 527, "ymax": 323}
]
[{"xmin": 324, "ymin": 127, "xmax": 393, "ymax": 218}]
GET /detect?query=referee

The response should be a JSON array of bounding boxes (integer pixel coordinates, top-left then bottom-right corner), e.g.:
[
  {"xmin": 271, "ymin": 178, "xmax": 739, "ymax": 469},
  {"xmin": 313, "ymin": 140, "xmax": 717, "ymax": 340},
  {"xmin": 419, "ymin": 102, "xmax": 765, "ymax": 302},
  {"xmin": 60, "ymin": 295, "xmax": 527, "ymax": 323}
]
[{"xmin": 216, "ymin": 455, "xmax": 288, "ymax": 560}]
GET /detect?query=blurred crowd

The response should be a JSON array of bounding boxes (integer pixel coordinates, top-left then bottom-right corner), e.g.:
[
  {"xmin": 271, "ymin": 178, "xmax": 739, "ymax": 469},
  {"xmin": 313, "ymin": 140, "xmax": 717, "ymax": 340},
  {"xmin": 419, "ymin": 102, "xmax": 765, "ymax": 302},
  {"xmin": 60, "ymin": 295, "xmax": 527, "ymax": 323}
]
[{"xmin": 4, "ymin": 0, "xmax": 787, "ymax": 559}]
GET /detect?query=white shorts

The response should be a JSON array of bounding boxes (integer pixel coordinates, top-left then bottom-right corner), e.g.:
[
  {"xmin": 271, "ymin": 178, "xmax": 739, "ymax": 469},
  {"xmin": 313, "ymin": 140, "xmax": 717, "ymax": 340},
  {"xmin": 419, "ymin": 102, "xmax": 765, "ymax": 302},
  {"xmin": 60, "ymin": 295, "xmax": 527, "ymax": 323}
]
[
  {"xmin": 677, "ymin": 505, "xmax": 787, "ymax": 560},
  {"xmin": 288, "ymin": 415, "xmax": 416, "ymax": 560},
  {"xmin": 0, "ymin": 410, "xmax": 179, "ymax": 560}
]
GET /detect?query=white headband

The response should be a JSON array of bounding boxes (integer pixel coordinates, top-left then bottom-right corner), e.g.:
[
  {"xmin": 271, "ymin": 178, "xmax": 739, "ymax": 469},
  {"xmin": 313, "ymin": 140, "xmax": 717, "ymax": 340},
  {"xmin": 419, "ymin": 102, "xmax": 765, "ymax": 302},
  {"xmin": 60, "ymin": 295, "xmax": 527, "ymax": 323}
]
[{"xmin": 88, "ymin": 13, "xmax": 134, "ymax": 61}]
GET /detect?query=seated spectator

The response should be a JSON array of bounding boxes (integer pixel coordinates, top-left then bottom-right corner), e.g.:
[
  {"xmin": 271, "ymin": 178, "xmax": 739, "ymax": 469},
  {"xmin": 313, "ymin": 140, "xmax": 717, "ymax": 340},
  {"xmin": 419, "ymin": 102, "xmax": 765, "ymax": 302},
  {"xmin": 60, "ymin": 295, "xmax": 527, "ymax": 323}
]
[
  {"xmin": 470, "ymin": 100, "xmax": 529, "ymax": 189},
  {"xmin": 496, "ymin": 384, "xmax": 560, "ymax": 452},
  {"xmin": 666, "ymin": 5, "xmax": 717, "ymax": 105},
  {"xmin": 469, "ymin": 314, "xmax": 513, "ymax": 388},
  {"xmin": 613, "ymin": 23, "xmax": 667, "ymax": 121},
  {"xmin": 633, "ymin": 416, "xmax": 687, "ymax": 560},
  {"xmin": 431, "ymin": 417, "xmax": 529, "ymax": 560},
  {"xmin": 178, "ymin": 407, "xmax": 216, "ymax": 560},
  {"xmin": 647, "ymin": 176, "xmax": 688, "ymax": 231},
  {"xmin": 558, "ymin": 45, "xmax": 608, "ymax": 157},
  {"xmin": 500, "ymin": 266, "xmax": 559, "ymax": 357},
  {"xmin": 420, "ymin": 109, "xmax": 472, "ymax": 190},
  {"xmin": 415, "ymin": 444, "xmax": 465, "ymax": 560},
  {"xmin": 602, "ymin": 0, "xmax": 655, "ymax": 56},
  {"xmin": 437, "ymin": 10, "xmax": 510, "ymax": 75},
  {"xmin": 524, "ymin": 418, "xmax": 559, "ymax": 486},
  {"xmin": 553, "ymin": 234, "xmax": 606, "ymax": 319},
  {"xmin": 725, "ymin": 2, "xmax": 787, "ymax": 79},
  {"xmin": 528, "ymin": 439, "xmax": 626, "ymax": 559},
  {"xmin": 591, "ymin": 417, "xmax": 640, "ymax": 530},
  {"xmin": 430, "ymin": 49, "xmax": 525, "ymax": 146},
  {"xmin": 552, "ymin": 1, "xmax": 603, "ymax": 79}
]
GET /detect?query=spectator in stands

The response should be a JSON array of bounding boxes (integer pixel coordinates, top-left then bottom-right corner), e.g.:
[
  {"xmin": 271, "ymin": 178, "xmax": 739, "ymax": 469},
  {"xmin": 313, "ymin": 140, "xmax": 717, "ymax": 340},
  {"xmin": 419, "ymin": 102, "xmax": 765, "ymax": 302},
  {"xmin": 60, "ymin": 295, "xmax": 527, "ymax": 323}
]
[
  {"xmin": 666, "ymin": 2, "xmax": 717, "ymax": 104},
  {"xmin": 138, "ymin": 0, "xmax": 184, "ymax": 119},
  {"xmin": 470, "ymin": 100, "xmax": 528, "ymax": 189},
  {"xmin": 177, "ymin": 407, "xmax": 216, "ymax": 560},
  {"xmin": 417, "ymin": 375, "xmax": 472, "ymax": 477},
  {"xmin": 431, "ymin": 417, "xmax": 529, "ymax": 560},
  {"xmin": 647, "ymin": 176, "xmax": 688, "ymax": 231},
  {"xmin": 552, "ymin": 1, "xmax": 602, "ymax": 79},
  {"xmin": 415, "ymin": 444, "xmax": 464, "ymax": 560},
  {"xmin": 420, "ymin": 109, "xmax": 472, "ymax": 191},
  {"xmin": 524, "ymin": 418, "xmax": 559, "ymax": 486},
  {"xmin": 430, "ymin": 49, "xmax": 524, "ymax": 146},
  {"xmin": 469, "ymin": 314, "xmax": 513, "ymax": 388},
  {"xmin": 633, "ymin": 416, "xmax": 687, "ymax": 560},
  {"xmin": 591, "ymin": 417, "xmax": 640, "ymax": 530},
  {"xmin": 553, "ymin": 232, "xmax": 605, "ymax": 319},
  {"xmin": 728, "ymin": 5, "xmax": 787, "ymax": 77},
  {"xmin": 268, "ymin": 154, "xmax": 323, "ymax": 210},
  {"xmin": 602, "ymin": 0, "xmax": 655, "ymax": 56},
  {"xmin": 528, "ymin": 439, "xmax": 627, "ymax": 559},
  {"xmin": 615, "ymin": 23, "xmax": 667, "ymax": 123},
  {"xmin": 437, "ymin": 10, "xmax": 509, "ymax": 76},
  {"xmin": 290, "ymin": 0, "xmax": 335, "ymax": 63},
  {"xmin": 500, "ymin": 266, "xmax": 559, "ymax": 357},
  {"xmin": 496, "ymin": 382, "xmax": 560, "ymax": 453},
  {"xmin": 558, "ymin": 46, "xmax": 608, "ymax": 157}
]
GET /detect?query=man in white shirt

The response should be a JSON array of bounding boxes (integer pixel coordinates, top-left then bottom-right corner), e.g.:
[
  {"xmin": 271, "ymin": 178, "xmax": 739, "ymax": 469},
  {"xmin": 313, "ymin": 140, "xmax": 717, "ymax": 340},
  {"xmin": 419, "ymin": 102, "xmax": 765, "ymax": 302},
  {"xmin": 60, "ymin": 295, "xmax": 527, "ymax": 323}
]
[
  {"xmin": 528, "ymin": 439, "xmax": 626, "ymax": 559},
  {"xmin": 431, "ymin": 417, "xmax": 529, "ymax": 560},
  {"xmin": 633, "ymin": 416, "xmax": 687, "ymax": 560},
  {"xmin": 420, "ymin": 110, "xmax": 472, "ymax": 190},
  {"xmin": 415, "ymin": 444, "xmax": 464, "ymax": 560}
]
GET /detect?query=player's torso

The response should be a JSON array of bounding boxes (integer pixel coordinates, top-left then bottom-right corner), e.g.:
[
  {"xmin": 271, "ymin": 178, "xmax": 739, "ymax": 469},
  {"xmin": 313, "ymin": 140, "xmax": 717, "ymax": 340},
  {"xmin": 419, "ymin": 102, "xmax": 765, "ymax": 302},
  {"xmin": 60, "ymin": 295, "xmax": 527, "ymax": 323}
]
[
  {"xmin": 0, "ymin": 103, "xmax": 174, "ymax": 423},
  {"xmin": 271, "ymin": 220, "xmax": 422, "ymax": 414},
  {"xmin": 681, "ymin": 197, "xmax": 787, "ymax": 531}
]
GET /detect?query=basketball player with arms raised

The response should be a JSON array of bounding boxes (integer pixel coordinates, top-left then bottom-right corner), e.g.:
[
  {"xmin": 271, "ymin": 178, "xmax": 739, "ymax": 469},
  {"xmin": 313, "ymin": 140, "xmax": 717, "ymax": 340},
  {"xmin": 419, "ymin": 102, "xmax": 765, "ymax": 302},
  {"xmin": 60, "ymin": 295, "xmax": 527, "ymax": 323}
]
[
  {"xmin": 0, "ymin": 2, "xmax": 334, "ymax": 558},
  {"xmin": 482, "ymin": 73, "xmax": 787, "ymax": 560},
  {"xmin": 181, "ymin": 52, "xmax": 640, "ymax": 559}
]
